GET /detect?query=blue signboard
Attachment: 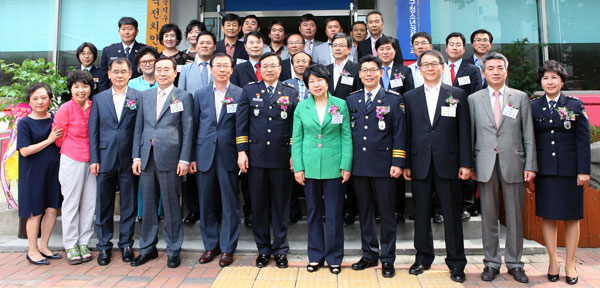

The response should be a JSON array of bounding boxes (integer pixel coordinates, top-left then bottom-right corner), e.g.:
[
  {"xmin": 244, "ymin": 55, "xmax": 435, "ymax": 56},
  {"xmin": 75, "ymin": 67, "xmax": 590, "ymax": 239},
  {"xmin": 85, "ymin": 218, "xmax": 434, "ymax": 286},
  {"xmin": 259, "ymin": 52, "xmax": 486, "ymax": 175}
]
[
  {"xmin": 396, "ymin": 0, "xmax": 431, "ymax": 61},
  {"xmin": 226, "ymin": 0, "xmax": 353, "ymax": 11}
]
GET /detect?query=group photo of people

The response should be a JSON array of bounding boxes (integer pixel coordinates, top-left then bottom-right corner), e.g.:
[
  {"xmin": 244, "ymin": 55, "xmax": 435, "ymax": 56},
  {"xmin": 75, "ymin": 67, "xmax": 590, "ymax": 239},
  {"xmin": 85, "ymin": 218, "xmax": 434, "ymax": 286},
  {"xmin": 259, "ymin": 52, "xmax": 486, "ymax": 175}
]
[{"xmin": 16, "ymin": 9, "xmax": 591, "ymax": 286}]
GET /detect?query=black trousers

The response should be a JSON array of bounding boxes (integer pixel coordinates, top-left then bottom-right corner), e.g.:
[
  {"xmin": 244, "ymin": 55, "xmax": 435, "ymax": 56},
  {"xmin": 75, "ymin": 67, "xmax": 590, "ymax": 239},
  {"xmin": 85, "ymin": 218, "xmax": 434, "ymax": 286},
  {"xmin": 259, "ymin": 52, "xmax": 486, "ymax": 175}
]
[
  {"xmin": 354, "ymin": 176, "xmax": 397, "ymax": 263},
  {"xmin": 412, "ymin": 163, "xmax": 466, "ymax": 269}
]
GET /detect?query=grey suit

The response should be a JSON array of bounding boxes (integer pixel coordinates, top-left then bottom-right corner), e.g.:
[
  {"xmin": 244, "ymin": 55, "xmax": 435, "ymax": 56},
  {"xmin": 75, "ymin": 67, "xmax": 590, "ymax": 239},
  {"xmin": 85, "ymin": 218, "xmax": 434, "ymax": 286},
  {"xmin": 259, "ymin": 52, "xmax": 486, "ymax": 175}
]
[
  {"xmin": 468, "ymin": 87, "xmax": 537, "ymax": 270},
  {"xmin": 178, "ymin": 61, "xmax": 213, "ymax": 95},
  {"xmin": 132, "ymin": 87, "xmax": 194, "ymax": 257},
  {"xmin": 312, "ymin": 41, "xmax": 358, "ymax": 66}
]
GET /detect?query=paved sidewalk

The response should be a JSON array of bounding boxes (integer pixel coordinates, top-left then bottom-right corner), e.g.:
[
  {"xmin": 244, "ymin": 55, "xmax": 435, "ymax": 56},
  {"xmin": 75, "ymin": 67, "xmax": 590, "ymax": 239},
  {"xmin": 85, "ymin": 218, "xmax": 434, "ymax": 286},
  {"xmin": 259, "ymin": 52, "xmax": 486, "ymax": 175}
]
[{"xmin": 0, "ymin": 249, "xmax": 599, "ymax": 287}]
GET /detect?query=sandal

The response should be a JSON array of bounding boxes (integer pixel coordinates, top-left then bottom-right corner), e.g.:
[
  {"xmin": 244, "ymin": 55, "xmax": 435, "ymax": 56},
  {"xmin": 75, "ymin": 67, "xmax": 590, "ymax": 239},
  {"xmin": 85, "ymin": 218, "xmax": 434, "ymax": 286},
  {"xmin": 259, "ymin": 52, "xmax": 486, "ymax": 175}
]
[
  {"xmin": 307, "ymin": 262, "xmax": 323, "ymax": 272},
  {"xmin": 65, "ymin": 247, "xmax": 82, "ymax": 265},
  {"xmin": 78, "ymin": 245, "xmax": 92, "ymax": 262},
  {"xmin": 329, "ymin": 265, "xmax": 341, "ymax": 274}
]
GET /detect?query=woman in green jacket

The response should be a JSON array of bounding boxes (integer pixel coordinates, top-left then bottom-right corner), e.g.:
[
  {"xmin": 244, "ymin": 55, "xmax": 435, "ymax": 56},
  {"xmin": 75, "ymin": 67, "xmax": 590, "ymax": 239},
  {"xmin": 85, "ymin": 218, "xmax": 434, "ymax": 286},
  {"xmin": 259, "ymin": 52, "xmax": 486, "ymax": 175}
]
[{"xmin": 292, "ymin": 64, "xmax": 353, "ymax": 274}]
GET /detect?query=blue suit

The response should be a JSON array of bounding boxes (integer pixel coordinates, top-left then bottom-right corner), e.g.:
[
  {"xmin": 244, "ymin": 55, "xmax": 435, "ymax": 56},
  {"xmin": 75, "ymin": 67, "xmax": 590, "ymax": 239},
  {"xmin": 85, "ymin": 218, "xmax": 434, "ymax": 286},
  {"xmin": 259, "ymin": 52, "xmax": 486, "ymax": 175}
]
[
  {"xmin": 192, "ymin": 84, "xmax": 242, "ymax": 253},
  {"xmin": 89, "ymin": 88, "xmax": 141, "ymax": 251},
  {"xmin": 99, "ymin": 41, "xmax": 145, "ymax": 92},
  {"xmin": 231, "ymin": 61, "xmax": 258, "ymax": 89},
  {"xmin": 346, "ymin": 88, "xmax": 406, "ymax": 264},
  {"xmin": 236, "ymin": 81, "xmax": 299, "ymax": 256}
]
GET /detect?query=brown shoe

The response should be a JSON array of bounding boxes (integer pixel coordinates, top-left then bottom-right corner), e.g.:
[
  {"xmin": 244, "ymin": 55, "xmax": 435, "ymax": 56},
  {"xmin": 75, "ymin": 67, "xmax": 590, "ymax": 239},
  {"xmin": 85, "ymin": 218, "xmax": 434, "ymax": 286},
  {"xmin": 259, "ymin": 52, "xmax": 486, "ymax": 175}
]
[
  {"xmin": 219, "ymin": 253, "xmax": 234, "ymax": 267},
  {"xmin": 199, "ymin": 249, "xmax": 221, "ymax": 264}
]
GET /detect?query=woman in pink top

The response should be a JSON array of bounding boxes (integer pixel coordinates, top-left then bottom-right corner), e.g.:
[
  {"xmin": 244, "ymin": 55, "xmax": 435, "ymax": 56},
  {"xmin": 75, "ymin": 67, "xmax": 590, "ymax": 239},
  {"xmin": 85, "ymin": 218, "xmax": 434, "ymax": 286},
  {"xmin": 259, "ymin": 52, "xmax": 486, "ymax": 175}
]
[{"xmin": 54, "ymin": 70, "xmax": 96, "ymax": 265}]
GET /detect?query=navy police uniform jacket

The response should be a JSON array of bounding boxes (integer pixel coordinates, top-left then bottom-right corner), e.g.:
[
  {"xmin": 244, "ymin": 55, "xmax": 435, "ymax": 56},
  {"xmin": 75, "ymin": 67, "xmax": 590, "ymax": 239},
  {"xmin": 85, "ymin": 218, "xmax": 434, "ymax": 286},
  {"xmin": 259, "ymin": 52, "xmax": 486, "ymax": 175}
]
[
  {"xmin": 236, "ymin": 81, "xmax": 299, "ymax": 169},
  {"xmin": 346, "ymin": 88, "xmax": 407, "ymax": 177},
  {"xmin": 531, "ymin": 93, "xmax": 591, "ymax": 176},
  {"xmin": 99, "ymin": 41, "xmax": 145, "ymax": 92}
]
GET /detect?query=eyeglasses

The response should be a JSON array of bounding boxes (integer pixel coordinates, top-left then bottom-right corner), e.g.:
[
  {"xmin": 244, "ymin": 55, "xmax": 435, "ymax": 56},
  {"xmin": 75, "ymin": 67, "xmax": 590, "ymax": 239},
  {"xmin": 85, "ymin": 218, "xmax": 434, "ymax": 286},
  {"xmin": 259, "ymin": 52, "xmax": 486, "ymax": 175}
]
[
  {"xmin": 261, "ymin": 64, "xmax": 280, "ymax": 70},
  {"xmin": 474, "ymin": 38, "xmax": 490, "ymax": 43},
  {"xmin": 412, "ymin": 41, "xmax": 430, "ymax": 47},
  {"xmin": 360, "ymin": 68, "xmax": 381, "ymax": 74},
  {"xmin": 140, "ymin": 60, "xmax": 155, "ymax": 66},
  {"xmin": 419, "ymin": 62, "xmax": 441, "ymax": 69}
]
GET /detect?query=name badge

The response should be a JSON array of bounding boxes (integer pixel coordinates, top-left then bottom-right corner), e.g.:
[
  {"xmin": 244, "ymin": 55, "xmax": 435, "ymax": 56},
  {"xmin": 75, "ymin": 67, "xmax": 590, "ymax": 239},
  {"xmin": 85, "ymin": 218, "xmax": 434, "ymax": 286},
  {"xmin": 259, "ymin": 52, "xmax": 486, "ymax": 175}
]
[
  {"xmin": 390, "ymin": 78, "xmax": 403, "ymax": 88},
  {"xmin": 110, "ymin": 56, "xmax": 118, "ymax": 60},
  {"xmin": 332, "ymin": 114, "xmax": 343, "ymax": 124},
  {"xmin": 502, "ymin": 106, "xmax": 518, "ymax": 119},
  {"xmin": 170, "ymin": 102, "xmax": 184, "ymax": 113},
  {"xmin": 341, "ymin": 76, "xmax": 354, "ymax": 86},
  {"xmin": 227, "ymin": 104, "xmax": 237, "ymax": 113},
  {"xmin": 252, "ymin": 98, "xmax": 263, "ymax": 102},
  {"xmin": 457, "ymin": 76, "xmax": 471, "ymax": 86},
  {"xmin": 441, "ymin": 106, "xmax": 456, "ymax": 117},
  {"xmin": 176, "ymin": 65, "xmax": 183, "ymax": 73},
  {"xmin": 236, "ymin": 58, "xmax": 247, "ymax": 65}
]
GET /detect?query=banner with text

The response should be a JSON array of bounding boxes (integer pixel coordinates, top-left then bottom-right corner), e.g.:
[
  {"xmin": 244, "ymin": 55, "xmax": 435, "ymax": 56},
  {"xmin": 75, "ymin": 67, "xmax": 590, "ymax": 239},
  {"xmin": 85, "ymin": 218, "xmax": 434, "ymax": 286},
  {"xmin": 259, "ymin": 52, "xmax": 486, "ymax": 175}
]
[
  {"xmin": 396, "ymin": 0, "xmax": 431, "ymax": 61},
  {"xmin": 147, "ymin": 0, "xmax": 171, "ymax": 52}
]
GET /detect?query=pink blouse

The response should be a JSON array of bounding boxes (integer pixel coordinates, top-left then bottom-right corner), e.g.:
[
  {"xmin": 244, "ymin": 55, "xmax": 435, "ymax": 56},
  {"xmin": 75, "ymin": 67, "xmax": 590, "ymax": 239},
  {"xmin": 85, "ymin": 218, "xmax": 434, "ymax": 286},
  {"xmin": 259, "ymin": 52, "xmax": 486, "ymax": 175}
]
[{"xmin": 53, "ymin": 99, "xmax": 91, "ymax": 162}]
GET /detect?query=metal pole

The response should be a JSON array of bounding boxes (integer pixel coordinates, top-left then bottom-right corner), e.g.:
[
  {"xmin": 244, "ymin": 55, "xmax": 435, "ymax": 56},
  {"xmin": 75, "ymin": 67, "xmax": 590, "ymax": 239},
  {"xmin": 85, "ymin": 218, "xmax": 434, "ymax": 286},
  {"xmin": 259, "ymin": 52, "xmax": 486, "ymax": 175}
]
[
  {"xmin": 539, "ymin": 0, "xmax": 550, "ymax": 61},
  {"xmin": 52, "ymin": 0, "xmax": 62, "ymax": 65}
]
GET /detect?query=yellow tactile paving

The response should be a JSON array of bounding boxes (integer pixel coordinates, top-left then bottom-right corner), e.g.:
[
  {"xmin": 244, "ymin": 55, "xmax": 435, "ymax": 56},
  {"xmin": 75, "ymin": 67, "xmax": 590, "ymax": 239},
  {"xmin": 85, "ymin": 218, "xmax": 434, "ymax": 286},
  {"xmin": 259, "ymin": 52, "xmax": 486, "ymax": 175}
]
[
  {"xmin": 417, "ymin": 270, "xmax": 463, "ymax": 288},
  {"xmin": 210, "ymin": 279, "xmax": 255, "ymax": 288},
  {"xmin": 294, "ymin": 280, "xmax": 338, "ymax": 288},
  {"xmin": 338, "ymin": 280, "xmax": 380, "ymax": 288},
  {"xmin": 296, "ymin": 268, "xmax": 337, "ymax": 282},
  {"xmin": 256, "ymin": 267, "xmax": 299, "ymax": 280},
  {"xmin": 216, "ymin": 266, "xmax": 260, "ymax": 280},
  {"xmin": 337, "ymin": 268, "xmax": 378, "ymax": 281},
  {"xmin": 377, "ymin": 270, "xmax": 421, "ymax": 288},
  {"xmin": 252, "ymin": 279, "xmax": 296, "ymax": 288}
]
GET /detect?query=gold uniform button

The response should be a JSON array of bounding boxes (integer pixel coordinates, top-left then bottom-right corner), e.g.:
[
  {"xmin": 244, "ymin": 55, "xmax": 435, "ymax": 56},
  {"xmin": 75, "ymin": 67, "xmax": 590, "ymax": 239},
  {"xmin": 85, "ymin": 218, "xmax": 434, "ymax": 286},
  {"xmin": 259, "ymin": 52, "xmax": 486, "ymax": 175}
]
[
  {"xmin": 364, "ymin": 125, "xmax": 368, "ymax": 130},
  {"xmin": 317, "ymin": 144, "xmax": 323, "ymax": 148},
  {"xmin": 363, "ymin": 136, "xmax": 367, "ymax": 140},
  {"xmin": 362, "ymin": 147, "xmax": 366, "ymax": 151},
  {"xmin": 266, "ymin": 141, "xmax": 271, "ymax": 145},
  {"xmin": 552, "ymin": 152, "xmax": 556, "ymax": 156}
]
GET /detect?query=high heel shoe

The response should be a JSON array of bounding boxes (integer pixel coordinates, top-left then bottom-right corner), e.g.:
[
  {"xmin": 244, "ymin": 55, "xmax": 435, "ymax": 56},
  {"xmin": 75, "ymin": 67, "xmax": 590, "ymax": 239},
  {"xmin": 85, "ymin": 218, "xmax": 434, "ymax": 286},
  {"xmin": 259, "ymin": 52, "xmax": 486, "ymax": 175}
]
[
  {"xmin": 329, "ymin": 265, "xmax": 341, "ymax": 274},
  {"xmin": 547, "ymin": 273, "xmax": 559, "ymax": 282},
  {"xmin": 307, "ymin": 261, "xmax": 323, "ymax": 272},
  {"xmin": 566, "ymin": 267, "xmax": 578, "ymax": 285}
]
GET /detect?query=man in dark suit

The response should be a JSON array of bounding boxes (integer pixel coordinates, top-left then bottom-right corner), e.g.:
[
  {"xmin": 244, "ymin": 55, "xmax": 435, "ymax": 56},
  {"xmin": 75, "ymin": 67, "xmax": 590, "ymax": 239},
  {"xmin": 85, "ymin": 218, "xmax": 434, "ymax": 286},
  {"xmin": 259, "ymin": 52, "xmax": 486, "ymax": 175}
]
[
  {"xmin": 464, "ymin": 29, "xmax": 493, "ymax": 88},
  {"xmin": 190, "ymin": 53, "xmax": 243, "ymax": 267},
  {"xmin": 231, "ymin": 31, "xmax": 265, "ymax": 89},
  {"xmin": 131, "ymin": 57, "xmax": 193, "ymax": 269},
  {"xmin": 236, "ymin": 52, "xmax": 299, "ymax": 268},
  {"xmin": 402, "ymin": 50, "xmax": 471, "ymax": 283},
  {"xmin": 357, "ymin": 11, "xmax": 403, "ymax": 64},
  {"xmin": 444, "ymin": 32, "xmax": 482, "ymax": 221},
  {"xmin": 347, "ymin": 55, "xmax": 406, "ymax": 278},
  {"xmin": 279, "ymin": 33, "xmax": 305, "ymax": 81},
  {"xmin": 99, "ymin": 17, "xmax": 145, "ymax": 92},
  {"xmin": 326, "ymin": 33, "xmax": 362, "ymax": 100},
  {"xmin": 89, "ymin": 58, "xmax": 140, "ymax": 266},
  {"xmin": 215, "ymin": 13, "xmax": 248, "ymax": 66}
]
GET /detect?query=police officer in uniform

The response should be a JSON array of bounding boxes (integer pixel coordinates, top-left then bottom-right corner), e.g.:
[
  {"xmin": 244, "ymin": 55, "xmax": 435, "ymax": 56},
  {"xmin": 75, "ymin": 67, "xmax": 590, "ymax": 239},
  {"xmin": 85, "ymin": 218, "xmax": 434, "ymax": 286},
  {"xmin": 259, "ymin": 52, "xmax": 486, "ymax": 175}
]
[
  {"xmin": 236, "ymin": 52, "xmax": 299, "ymax": 268},
  {"xmin": 347, "ymin": 55, "xmax": 407, "ymax": 278}
]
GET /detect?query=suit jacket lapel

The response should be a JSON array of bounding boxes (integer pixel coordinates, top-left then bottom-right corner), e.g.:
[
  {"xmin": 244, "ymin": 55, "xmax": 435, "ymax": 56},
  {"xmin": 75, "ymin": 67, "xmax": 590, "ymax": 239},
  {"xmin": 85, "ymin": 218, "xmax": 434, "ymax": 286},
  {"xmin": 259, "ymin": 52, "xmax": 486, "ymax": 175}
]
[
  {"xmin": 431, "ymin": 85, "xmax": 448, "ymax": 128},
  {"xmin": 327, "ymin": 65, "xmax": 336, "ymax": 95},
  {"xmin": 157, "ymin": 89, "xmax": 175, "ymax": 121},
  {"xmin": 217, "ymin": 90, "xmax": 229, "ymax": 127},
  {"xmin": 306, "ymin": 96, "xmax": 320, "ymax": 126},
  {"xmin": 269, "ymin": 82, "xmax": 285, "ymax": 105},
  {"xmin": 207, "ymin": 88, "xmax": 218, "ymax": 125},
  {"xmin": 498, "ymin": 88, "xmax": 512, "ymax": 129},
  {"xmin": 118, "ymin": 90, "xmax": 135, "ymax": 126},
  {"xmin": 414, "ymin": 86, "xmax": 431, "ymax": 127},
  {"xmin": 481, "ymin": 90, "xmax": 496, "ymax": 128},
  {"xmin": 321, "ymin": 95, "xmax": 333, "ymax": 128},
  {"xmin": 539, "ymin": 97, "xmax": 552, "ymax": 119},
  {"xmin": 246, "ymin": 62, "xmax": 258, "ymax": 82},
  {"xmin": 105, "ymin": 90, "xmax": 119, "ymax": 124}
]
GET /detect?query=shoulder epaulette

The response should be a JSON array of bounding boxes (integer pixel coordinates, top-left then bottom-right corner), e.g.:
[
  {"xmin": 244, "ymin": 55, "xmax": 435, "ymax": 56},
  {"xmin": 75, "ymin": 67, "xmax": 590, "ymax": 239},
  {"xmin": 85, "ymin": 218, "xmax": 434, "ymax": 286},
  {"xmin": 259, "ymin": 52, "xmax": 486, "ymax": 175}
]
[
  {"xmin": 247, "ymin": 81, "xmax": 257, "ymax": 85},
  {"xmin": 530, "ymin": 95, "xmax": 543, "ymax": 102},
  {"xmin": 566, "ymin": 95, "xmax": 581, "ymax": 101},
  {"xmin": 349, "ymin": 89, "xmax": 364, "ymax": 95},
  {"xmin": 281, "ymin": 82, "xmax": 294, "ymax": 88},
  {"xmin": 386, "ymin": 89, "xmax": 400, "ymax": 95}
]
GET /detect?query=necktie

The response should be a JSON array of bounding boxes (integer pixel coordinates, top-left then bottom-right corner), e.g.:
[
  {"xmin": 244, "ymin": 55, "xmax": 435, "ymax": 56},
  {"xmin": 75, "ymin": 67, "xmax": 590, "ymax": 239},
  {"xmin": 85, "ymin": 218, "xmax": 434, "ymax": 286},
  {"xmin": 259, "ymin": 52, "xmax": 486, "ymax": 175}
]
[
  {"xmin": 255, "ymin": 63, "xmax": 262, "ymax": 81},
  {"xmin": 125, "ymin": 47, "xmax": 131, "ymax": 59},
  {"xmin": 450, "ymin": 63, "xmax": 456, "ymax": 84},
  {"xmin": 549, "ymin": 100, "xmax": 556, "ymax": 114},
  {"xmin": 366, "ymin": 92, "xmax": 373, "ymax": 110},
  {"xmin": 200, "ymin": 62, "xmax": 208, "ymax": 88},
  {"xmin": 493, "ymin": 90, "xmax": 502, "ymax": 128},
  {"xmin": 267, "ymin": 86, "xmax": 274, "ymax": 100},
  {"xmin": 382, "ymin": 67, "xmax": 390, "ymax": 89},
  {"xmin": 156, "ymin": 90, "xmax": 166, "ymax": 120},
  {"xmin": 372, "ymin": 44, "xmax": 377, "ymax": 57},
  {"xmin": 305, "ymin": 40, "xmax": 312, "ymax": 54}
]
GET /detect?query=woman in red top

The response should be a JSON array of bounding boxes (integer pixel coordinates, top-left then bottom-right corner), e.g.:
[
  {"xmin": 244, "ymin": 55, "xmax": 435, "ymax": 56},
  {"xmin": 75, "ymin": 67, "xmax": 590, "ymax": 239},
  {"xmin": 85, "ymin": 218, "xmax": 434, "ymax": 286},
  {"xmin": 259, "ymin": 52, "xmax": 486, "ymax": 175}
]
[{"xmin": 54, "ymin": 70, "xmax": 96, "ymax": 265}]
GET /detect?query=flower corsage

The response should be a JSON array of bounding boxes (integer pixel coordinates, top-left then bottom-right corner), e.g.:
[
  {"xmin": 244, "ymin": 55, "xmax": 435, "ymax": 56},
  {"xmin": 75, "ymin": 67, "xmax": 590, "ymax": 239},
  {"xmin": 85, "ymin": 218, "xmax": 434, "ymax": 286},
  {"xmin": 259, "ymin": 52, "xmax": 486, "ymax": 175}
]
[
  {"xmin": 125, "ymin": 99, "xmax": 137, "ymax": 110},
  {"xmin": 376, "ymin": 106, "xmax": 390, "ymax": 130},
  {"xmin": 445, "ymin": 95, "xmax": 459, "ymax": 107},
  {"xmin": 277, "ymin": 96, "xmax": 290, "ymax": 119}
]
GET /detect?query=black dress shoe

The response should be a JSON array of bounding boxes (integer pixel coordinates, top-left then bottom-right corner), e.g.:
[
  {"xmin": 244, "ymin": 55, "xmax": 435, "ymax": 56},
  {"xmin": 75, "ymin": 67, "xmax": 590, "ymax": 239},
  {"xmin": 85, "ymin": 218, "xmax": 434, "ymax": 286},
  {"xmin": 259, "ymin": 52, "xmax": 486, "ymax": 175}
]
[
  {"xmin": 450, "ymin": 267, "xmax": 466, "ymax": 283},
  {"xmin": 481, "ymin": 266, "xmax": 499, "ymax": 281},
  {"xmin": 547, "ymin": 273, "xmax": 560, "ymax": 282},
  {"xmin": 375, "ymin": 215, "xmax": 381, "ymax": 222},
  {"xmin": 137, "ymin": 216, "xmax": 143, "ymax": 222},
  {"xmin": 352, "ymin": 257, "xmax": 378, "ymax": 270},
  {"xmin": 409, "ymin": 262, "xmax": 431, "ymax": 275},
  {"xmin": 381, "ymin": 262, "xmax": 395, "ymax": 278},
  {"xmin": 244, "ymin": 215, "xmax": 253, "ymax": 227},
  {"xmin": 121, "ymin": 247, "xmax": 134, "ymax": 262},
  {"xmin": 97, "ymin": 250, "xmax": 111, "ymax": 266},
  {"xmin": 471, "ymin": 209, "xmax": 480, "ymax": 216},
  {"xmin": 433, "ymin": 213, "xmax": 444, "ymax": 223},
  {"xmin": 396, "ymin": 214, "xmax": 405, "ymax": 223},
  {"xmin": 183, "ymin": 213, "xmax": 200, "ymax": 224},
  {"xmin": 256, "ymin": 254, "xmax": 270, "ymax": 268},
  {"xmin": 275, "ymin": 254, "xmax": 288, "ymax": 268},
  {"xmin": 289, "ymin": 212, "xmax": 302, "ymax": 224},
  {"xmin": 26, "ymin": 254, "xmax": 49, "ymax": 265},
  {"xmin": 460, "ymin": 210, "xmax": 471, "ymax": 221},
  {"xmin": 167, "ymin": 255, "xmax": 181, "ymax": 268},
  {"xmin": 130, "ymin": 249, "xmax": 158, "ymax": 266},
  {"xmin": 343, "ymin": 213, "xmax": 356, "ymax": 225},
  {"xmin": 508, "ymin": 267, "xmax": 529, "ymax": 283},
  {"xmin": 329, "ymin": 266, "xmax": 341, "ymax": 274}
]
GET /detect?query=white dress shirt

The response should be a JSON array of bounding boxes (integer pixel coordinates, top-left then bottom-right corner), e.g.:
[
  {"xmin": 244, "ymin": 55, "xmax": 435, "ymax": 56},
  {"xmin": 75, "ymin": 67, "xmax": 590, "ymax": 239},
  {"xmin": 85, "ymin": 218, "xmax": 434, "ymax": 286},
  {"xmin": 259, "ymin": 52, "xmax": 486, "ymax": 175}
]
[
  {"xmin": 214, "ymin": 83, "xmax": 230, "ymax": 122},
  {"xmin": 364, "ymin": 85, "xmax": 381, "ymax": 102},
  {"xmin": 488, "ymin": 85, "xmax": 506, "ymax": 111},
  {"xmin": 112, "ymin": 87, "xmax": 127, "ymax": 121},
  {"xmin": 317, "ymin": 105, "xmax": 326, "ymax": 125},
  {"xmin": 409, "ymin": 62, "xmax": 424, "ymax": 88},
  {"xmin": 424, "ymin": 81, "xmax": 442, "ymax": 125},
  {"xmin": 546, "ymin": 93, "xmax": 561, "ymax": 110},
  {"xmin": 445, "ymin": 58, "xmax": 463, "ymax": 84},
  {"xmin": 332, "ymin": 58, "xmax": 349, "ymax": 90}
]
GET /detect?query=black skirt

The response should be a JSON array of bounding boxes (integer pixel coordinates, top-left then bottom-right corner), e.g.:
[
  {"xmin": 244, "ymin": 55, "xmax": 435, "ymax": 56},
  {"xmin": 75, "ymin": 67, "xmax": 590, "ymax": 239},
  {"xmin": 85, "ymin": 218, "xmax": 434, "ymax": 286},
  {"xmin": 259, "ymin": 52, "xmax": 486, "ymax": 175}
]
[{"xmin": 535, "ymin": 175, "xmax": 583, "ymax": 220}]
